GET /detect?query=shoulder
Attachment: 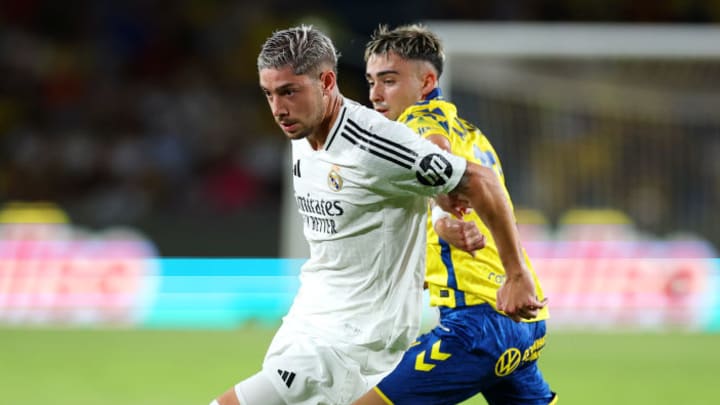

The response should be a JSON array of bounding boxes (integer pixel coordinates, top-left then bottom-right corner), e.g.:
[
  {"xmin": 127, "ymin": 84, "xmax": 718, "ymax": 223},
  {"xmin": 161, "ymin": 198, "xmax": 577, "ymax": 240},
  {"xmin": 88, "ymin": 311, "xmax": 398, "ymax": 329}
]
[
  {"xmin": 341, "ymin": 98, "xmax": 419, "ymax": 141},
  {"xmin": 400, "ymin": 100, "xmax": 458, "ymax": 136},
  {"xmin": 402, "ymin": 99, "xmax": 457, "ymax": 121}
]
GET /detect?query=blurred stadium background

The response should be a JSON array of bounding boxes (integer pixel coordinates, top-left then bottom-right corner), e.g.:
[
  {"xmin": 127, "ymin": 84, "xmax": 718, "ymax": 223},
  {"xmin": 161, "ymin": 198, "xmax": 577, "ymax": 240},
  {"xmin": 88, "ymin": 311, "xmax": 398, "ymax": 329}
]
[{"xmin": 1, "ymin": 1, "xmax": 720, "ymax": 404}]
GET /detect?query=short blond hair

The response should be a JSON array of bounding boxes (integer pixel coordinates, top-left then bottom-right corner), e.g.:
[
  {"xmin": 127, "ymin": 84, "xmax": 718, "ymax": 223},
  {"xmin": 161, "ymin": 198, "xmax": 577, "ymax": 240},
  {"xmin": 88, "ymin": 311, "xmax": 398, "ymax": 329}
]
[
  {"xmin": 364, "ymin": 24, "xmax": 445, "ymax": 77},
  {"xmin": 258, "ymin": 25, "xmax": 339, "ymax": 76}
]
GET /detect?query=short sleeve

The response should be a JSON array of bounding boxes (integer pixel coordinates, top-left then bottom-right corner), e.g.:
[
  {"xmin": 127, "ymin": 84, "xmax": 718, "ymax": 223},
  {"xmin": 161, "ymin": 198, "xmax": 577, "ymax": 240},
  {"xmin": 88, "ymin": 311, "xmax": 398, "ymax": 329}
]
[{"xmin": 361, "ymin": 120, "xmax": 466, "ymax": 198}]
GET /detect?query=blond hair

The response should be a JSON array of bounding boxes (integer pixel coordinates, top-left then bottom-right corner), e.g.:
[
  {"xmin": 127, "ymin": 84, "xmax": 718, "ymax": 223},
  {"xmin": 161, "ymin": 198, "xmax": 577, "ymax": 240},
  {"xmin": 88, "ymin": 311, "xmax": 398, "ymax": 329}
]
[
  {"xmin": 258, "ymin": 25, "xmax": 339, "ymax": 76},
  {"xmin": 364, "ymin": 24, "xmax": 445, "ymax": 77}
]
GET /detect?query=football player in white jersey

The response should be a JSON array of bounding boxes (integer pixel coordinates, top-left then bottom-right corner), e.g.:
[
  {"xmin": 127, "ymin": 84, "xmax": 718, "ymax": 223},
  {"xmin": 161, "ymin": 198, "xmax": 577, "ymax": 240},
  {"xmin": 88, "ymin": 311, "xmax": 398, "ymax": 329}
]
[{"xmin": 209, "ymin": 25, "xmax": 544, "ymax": 405}]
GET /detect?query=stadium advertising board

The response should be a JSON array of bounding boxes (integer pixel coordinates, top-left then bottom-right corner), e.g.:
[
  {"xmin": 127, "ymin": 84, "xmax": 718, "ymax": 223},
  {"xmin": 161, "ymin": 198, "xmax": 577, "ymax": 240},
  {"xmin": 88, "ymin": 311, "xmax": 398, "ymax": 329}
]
[
  {"xmin": 0, "ymin": 203, "xmax": 158, "ymax": 327},
  {"xmin": 1, "ymin": 203, "xmax": 718, "ymax": 331},
  {"xmin": 527, "ymin": 240, "xmax": 718, "ymax": 331},
  {"xmin": 144, "ymin": 258, "xmax": 302, "ymax": 328}
]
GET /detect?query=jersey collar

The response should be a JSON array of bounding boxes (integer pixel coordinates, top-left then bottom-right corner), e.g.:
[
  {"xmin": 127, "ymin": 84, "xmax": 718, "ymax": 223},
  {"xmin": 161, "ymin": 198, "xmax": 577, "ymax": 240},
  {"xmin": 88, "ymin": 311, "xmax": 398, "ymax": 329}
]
[
  {"xmin": 419, "ymin": 87, "xmax": 443, "ymax": 105},
  {"xmin": 425, "ymin": 87, "xmax": 443, "ymax": 101}
]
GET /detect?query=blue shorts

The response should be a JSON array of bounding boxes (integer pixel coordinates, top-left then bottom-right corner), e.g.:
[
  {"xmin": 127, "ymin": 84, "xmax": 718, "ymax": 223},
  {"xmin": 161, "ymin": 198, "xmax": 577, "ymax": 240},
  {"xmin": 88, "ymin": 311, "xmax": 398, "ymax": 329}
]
[{"xmin": 375, "ymin": 304, "xmax": 556, "ymax": 405}]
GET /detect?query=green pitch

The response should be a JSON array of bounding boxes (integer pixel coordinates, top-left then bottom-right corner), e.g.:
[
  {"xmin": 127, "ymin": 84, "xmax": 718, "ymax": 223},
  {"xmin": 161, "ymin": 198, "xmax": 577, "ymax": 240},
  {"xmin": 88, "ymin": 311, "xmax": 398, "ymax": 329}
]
[{"xmin": 0, "ymin": 327, "xmax": 716, "ymax": 404}]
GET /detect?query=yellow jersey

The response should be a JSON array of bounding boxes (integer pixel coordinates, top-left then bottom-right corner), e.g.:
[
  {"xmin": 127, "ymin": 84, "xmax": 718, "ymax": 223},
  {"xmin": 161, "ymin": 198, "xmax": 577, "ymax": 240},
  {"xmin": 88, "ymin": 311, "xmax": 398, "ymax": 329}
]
[{"xmin": 398, "ymin": 88, "xmax": 549, "ymax": 321}]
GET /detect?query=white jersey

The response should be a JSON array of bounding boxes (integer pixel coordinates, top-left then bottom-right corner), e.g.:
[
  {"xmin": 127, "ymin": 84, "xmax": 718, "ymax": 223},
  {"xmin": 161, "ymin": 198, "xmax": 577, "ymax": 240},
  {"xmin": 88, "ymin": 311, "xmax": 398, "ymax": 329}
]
[{"xmin": 284, "ymin": 98, "xmax": 467, "ymax": 350}]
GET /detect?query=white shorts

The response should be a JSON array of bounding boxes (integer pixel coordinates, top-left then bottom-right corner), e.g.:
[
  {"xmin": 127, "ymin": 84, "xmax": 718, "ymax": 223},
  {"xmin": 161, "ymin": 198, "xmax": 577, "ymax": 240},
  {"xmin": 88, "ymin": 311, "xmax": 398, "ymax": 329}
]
[{"xmin": 259, "ymin": 323, "xmax": 404, "ymax": 405}]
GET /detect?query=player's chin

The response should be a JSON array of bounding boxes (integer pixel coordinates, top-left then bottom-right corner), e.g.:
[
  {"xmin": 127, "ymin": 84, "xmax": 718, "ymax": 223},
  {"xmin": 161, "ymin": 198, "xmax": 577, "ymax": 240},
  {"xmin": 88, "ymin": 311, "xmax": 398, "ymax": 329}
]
[{"xmin": 283, "ymin": 128, "xmax": 307, "ymax": 140}]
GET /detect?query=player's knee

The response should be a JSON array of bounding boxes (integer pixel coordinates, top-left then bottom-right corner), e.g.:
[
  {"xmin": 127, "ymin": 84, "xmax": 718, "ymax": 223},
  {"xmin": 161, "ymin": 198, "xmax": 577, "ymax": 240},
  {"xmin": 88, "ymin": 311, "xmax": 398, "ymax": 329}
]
[
  {"xmin": 352, "ymin": 387, "xmax": 390, "ymax": 405},
  {"xmin": 213, "ymin": 386, "xmax": 241, "ymax": 405}
]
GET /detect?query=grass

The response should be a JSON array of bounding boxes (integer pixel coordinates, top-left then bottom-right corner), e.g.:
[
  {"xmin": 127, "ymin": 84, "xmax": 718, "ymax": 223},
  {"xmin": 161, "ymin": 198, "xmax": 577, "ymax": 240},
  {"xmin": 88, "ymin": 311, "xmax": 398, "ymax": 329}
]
[{"xmin": 0, "ymin": 327, "xmax": 717, "ymax": 404}]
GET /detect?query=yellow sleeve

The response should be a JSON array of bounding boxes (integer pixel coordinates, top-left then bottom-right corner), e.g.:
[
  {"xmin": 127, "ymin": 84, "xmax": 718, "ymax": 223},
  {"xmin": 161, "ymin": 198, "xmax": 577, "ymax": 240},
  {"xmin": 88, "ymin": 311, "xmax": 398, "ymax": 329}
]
[{"xmin": 401, "ymin": 112, "xmax": 450, "ymax": 140}]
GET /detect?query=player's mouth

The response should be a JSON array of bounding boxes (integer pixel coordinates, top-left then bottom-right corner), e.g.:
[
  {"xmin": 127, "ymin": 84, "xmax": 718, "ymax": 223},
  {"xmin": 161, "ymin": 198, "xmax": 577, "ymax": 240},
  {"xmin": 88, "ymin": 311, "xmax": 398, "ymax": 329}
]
[
  {"xmin": 279, "ymin": 121, "xmax": 299, "ymax": 132},
  {"xmin": 374, "ymin": 106, "xmax": 389, "ymax": 116}
]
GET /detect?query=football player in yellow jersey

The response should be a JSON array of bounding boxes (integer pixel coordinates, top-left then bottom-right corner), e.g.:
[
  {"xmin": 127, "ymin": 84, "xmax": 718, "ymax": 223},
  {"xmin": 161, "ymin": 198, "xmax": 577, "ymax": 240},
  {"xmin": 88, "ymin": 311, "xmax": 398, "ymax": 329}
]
[{"xmin": 354, "ymin": 25, "xmax": 557, "ymax": 405}]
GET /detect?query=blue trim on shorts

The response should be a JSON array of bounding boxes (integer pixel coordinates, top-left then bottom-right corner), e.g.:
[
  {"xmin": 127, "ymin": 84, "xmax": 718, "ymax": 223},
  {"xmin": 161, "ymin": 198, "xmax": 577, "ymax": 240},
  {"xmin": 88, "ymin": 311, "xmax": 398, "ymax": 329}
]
[{"xmin": 439, "ymin": 237, "xmax": 465, "ymax": 306}]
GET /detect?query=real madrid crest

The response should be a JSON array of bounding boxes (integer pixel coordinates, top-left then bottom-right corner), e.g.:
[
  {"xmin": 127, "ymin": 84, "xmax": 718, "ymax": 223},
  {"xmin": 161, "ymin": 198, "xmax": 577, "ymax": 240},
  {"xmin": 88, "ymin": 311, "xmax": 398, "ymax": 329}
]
[{"xmin": 328, "ymin": 165, "xmax": 343, "ymax": 192}]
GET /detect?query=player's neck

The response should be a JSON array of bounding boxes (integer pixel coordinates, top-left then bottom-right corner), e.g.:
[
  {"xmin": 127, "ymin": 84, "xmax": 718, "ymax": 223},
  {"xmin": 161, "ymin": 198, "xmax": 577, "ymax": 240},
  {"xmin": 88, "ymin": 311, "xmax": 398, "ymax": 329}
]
[{"xmin": 307, "ymin": 91, "xmax": 343, "ymax": 151}]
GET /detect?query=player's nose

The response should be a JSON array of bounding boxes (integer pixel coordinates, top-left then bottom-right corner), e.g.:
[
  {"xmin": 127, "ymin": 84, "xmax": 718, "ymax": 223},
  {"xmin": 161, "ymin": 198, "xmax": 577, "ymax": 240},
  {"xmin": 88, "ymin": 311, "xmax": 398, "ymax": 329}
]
[
  {"xmin": 270, "ymin": 98, "xmax": 288, "ymax": 118},
  {"xmin": 369, "ymin": 84, "xmax": 383, "ymax": 104}
]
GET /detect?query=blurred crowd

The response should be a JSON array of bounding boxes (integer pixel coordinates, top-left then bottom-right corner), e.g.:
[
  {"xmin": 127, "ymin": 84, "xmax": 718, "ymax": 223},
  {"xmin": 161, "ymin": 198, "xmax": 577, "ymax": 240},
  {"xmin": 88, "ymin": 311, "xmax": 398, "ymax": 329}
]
[
  {"xmin": 0, "ymin": 1, "xmax": 293, "ymax": 226},
  {"xmin": 1, "ymin": 0, "xmax": 719, "ymax": 251}
]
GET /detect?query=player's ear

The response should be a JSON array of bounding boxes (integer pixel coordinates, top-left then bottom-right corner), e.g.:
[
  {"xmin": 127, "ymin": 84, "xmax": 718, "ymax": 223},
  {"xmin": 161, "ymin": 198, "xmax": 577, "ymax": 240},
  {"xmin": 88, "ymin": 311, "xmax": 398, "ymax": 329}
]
[
  {"xmin": 319, "ymin": 70, "xmax": 336, "ymax": 95},
  {"xmin": 421, "ymin": 70, "xmax": 438, "ymax": 98}
]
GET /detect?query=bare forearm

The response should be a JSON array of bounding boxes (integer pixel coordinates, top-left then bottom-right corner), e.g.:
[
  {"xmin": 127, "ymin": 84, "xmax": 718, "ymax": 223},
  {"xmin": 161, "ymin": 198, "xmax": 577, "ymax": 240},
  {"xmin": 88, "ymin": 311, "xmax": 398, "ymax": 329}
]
[{"xmin": 452, "ymin": 163, "xmax": 524, "ymax": 275}]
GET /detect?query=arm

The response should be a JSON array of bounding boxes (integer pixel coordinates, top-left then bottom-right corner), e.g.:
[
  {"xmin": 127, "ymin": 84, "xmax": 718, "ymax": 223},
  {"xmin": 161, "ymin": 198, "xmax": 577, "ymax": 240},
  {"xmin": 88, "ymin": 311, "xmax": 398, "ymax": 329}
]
[
  {"xmin": 450, "ymin": 162, "xmax": 546, "ymax": 321},
  {"xmin": 424, "ymin": 134, "xmax": 484, "ymax": 254},
  {"xmin": 426, "ymin": 132, "xmax": 545, "ymax": 320},
  {"xmin": 426, "ymin": 134, "xmax": 471, "ymax": 218},
  {"xmin": 431, "ymin": 203, "xmax": 486, "ymax": 256}
]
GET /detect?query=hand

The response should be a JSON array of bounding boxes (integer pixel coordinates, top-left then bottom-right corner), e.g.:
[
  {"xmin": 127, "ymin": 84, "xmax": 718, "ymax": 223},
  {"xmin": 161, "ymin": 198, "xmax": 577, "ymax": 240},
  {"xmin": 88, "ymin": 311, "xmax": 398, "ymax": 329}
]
[
  {"xmin": 496, "ymin": 271, "xmax": 547, "ymax": 322},
  {"xmin": 435, "ymin": 217, "xmax": 486, "ymax": 256},
  {"xmin": 435, "ymin": 194, "xmax": 472, "ymax": 219}
]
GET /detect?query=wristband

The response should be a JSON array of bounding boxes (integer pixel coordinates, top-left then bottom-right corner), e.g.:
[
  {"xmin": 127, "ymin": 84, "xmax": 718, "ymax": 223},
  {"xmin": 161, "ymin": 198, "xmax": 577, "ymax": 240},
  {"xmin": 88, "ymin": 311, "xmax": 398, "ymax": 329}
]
[{"xmin": 431, "ymin": 205, "xmax": 451, "ymax": 227}]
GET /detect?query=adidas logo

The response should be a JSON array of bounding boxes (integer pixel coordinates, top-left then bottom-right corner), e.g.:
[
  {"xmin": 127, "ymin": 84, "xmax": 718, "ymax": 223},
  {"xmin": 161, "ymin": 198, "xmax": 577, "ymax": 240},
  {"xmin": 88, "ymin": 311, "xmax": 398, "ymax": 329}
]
[
  {"xmin": 277, "ymin": 369, "xmax": 296, "ymax": 388},
  {"xmin": 293, "ymin": 159, "xmax": 301, "ymax": 177}
]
